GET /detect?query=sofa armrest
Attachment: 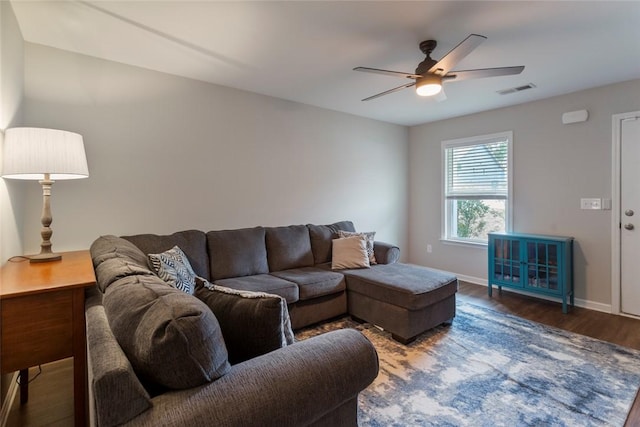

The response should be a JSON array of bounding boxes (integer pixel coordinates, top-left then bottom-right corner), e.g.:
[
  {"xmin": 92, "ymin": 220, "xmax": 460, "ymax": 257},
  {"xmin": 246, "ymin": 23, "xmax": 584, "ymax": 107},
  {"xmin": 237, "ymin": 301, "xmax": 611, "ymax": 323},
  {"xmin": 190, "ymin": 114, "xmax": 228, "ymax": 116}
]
[
  {"xmin": 374, "ymin": 241, "xmax": 400, "ymax": 264},
  {"xmin": 85, "ymin": 287, "xmax": 152, "ymax": 427},
  {"xmin": 125, "ymin": 328, "xmax": 379, "ymax": 426}
]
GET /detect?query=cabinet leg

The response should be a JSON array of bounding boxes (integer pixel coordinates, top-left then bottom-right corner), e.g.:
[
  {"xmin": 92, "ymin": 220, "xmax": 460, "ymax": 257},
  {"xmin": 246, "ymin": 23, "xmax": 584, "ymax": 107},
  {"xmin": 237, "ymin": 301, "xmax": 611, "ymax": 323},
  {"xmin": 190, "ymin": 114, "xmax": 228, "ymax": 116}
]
[
  {"xmin": 19, "ymin": 369, "xmax": 29, "ymax": 404},
  {"xmin": 488, "ymin": 284, "xmax": 492, "ymax": 297}
]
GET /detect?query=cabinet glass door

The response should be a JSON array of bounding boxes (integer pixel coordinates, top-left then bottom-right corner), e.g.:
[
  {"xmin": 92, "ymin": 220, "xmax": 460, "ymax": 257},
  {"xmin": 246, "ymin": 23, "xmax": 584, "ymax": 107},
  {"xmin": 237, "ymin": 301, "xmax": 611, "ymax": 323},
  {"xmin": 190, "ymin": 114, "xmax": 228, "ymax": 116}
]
[
  {"xmin": 525, "ymin": 241, "xmax": 560, "ymax": 293},
  {"xmin": 492, "ymin": 238, "xmax": 521, "ymax": 285}
]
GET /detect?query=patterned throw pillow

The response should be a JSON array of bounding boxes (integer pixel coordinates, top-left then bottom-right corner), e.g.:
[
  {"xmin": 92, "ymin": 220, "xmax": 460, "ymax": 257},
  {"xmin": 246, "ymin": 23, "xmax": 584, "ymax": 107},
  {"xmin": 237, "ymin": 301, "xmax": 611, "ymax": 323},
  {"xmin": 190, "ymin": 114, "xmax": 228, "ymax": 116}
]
[
  {"xmin": 337, "ymin": 230, "xmax": 377, "ymax": 264},
  {"xmin": 148, "ymin": 246, "xmax": 197, "ymax": 294}
]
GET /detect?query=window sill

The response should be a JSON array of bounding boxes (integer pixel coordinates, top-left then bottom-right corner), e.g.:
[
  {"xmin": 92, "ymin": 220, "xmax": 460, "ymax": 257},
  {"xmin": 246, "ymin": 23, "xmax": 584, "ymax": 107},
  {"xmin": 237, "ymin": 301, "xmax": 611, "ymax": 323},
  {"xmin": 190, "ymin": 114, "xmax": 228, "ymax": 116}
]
[{"xmin": 440, "ymin": 238, "xmax": 488, "ymax": 249}]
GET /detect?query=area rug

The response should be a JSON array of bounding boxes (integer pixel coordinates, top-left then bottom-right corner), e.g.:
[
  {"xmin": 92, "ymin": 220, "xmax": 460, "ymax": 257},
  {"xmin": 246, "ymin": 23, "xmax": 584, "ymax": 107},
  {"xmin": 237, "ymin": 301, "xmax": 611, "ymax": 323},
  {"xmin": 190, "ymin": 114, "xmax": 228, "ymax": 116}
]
[{"xmin": 296, "ymin": 302, "xmax": 640, "ymax": 426}]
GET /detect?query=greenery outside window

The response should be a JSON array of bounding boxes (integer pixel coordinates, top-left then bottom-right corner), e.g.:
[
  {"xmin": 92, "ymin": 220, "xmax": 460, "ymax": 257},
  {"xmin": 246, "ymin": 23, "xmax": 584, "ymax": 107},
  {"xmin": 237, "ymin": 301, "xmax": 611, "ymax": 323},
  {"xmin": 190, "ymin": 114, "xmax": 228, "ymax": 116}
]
[{"xmin": 442, "ymin": 131, "xmax": 512, "ymax": 245}]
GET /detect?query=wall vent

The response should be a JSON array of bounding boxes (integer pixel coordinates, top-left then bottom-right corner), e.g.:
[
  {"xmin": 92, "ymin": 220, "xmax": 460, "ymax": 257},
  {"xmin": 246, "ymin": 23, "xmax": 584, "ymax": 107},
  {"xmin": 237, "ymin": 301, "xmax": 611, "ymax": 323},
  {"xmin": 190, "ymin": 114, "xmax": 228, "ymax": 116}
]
[{"xmin": 497, "ymin": 83, "xmax": 537, "ymax": 95}]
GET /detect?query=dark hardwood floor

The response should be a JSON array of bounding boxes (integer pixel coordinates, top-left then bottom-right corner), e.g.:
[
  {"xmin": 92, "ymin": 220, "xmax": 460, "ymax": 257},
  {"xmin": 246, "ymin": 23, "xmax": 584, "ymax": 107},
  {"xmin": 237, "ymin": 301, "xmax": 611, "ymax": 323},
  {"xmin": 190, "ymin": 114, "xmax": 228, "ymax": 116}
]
[
  {"xmin": 6, "ymin": 359, "xmax": 73, "ymax": 426},
  {"xmin": 5, "ymin": 281, "xmax": 640, "ymax": 426}
]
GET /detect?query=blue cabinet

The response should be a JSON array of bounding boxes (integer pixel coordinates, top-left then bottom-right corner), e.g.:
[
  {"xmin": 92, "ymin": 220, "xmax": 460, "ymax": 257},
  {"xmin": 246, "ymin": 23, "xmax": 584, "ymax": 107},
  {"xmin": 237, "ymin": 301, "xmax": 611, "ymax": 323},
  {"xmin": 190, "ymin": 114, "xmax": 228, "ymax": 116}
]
[{"xmin": 488, "ymin": 232, "xmax": 574, "ymax": 313}]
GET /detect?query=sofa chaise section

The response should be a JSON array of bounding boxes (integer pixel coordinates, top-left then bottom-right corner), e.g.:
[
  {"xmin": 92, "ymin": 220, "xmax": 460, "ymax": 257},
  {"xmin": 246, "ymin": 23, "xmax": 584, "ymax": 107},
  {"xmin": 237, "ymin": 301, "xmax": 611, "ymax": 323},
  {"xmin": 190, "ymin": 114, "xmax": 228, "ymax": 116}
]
[{"xmin": 345, "ymin": 263, "xmax": 458, "ymax": 344}]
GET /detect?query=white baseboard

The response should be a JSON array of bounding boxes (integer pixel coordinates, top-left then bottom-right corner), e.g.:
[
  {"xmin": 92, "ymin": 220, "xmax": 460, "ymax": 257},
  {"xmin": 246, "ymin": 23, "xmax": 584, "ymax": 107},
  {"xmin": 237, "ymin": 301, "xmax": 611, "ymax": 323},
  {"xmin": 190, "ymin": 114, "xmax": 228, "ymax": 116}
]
[
  {"xmin": 457, "ymin": 275, "xmax": 612, "ymax": 314},
  {"xmin": 0, "ymin": 372, "xmax": 19, "ymax": 427},
  {"xmin": 455, "ymin": 274, "xmax": 487, "ymax": 287}
]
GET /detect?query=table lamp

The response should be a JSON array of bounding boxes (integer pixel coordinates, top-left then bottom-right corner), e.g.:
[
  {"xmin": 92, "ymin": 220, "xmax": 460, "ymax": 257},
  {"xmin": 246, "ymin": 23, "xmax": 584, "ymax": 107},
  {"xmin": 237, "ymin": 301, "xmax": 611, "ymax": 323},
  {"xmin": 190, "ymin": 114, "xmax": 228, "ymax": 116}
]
[{"xmin": 2, "ymin": 127, "xmax": 89, "ymax": 262}]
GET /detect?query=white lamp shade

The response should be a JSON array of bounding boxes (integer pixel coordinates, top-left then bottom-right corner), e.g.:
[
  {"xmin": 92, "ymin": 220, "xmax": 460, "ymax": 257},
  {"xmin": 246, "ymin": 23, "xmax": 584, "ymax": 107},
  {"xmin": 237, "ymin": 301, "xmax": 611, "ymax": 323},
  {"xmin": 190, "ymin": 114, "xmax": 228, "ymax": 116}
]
[
  {"xmin": 415, "ymin": 75, "xmax": 443, "ymax": 97},
  {"xmin": 2, "ymin": 127, "xmax": 89, "ymax": 180}
]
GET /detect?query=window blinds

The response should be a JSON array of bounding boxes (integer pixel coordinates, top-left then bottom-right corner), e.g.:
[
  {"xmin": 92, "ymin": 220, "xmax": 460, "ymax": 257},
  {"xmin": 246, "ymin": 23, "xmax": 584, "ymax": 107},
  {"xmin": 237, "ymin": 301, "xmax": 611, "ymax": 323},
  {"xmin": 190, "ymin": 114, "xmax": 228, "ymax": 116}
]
[{"xmin": 445, "ymin": 139, "xmax": 508, "ymax": 199}]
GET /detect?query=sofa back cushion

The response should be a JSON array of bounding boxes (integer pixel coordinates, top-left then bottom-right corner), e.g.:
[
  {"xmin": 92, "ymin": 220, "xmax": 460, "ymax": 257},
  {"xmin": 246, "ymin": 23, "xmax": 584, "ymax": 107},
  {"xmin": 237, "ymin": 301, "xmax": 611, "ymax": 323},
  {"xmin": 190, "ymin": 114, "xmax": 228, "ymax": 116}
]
[
  {"xmin": 195, "ymin": 279, "xmax": 294, "ymax": 365},
  {"xmin": 307, "ymin": 221, "xmax": 356, "ymax": 265},
  {"xmin": 103, "ymin": 274, "xmax": 230, "ymax": 390},
  {"xmin": 207, "ymin": 227, "xmax": 269, "ymax": 280},
  {"xmin": 122, "ymin": 230, "xmax": 209, "ymax": 279},
  {"xmin": 265, "ymin": 225, "xmax": 314, "ymax": 272},
  {"xmin": 90, "ymin": 235, "xmax": 156, "ymax": 292}
]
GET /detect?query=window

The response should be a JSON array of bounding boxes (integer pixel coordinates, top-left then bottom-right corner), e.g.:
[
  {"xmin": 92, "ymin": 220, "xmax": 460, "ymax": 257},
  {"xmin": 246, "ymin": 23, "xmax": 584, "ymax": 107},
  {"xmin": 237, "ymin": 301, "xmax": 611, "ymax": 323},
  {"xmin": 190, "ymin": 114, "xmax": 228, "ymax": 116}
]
[{"xmin": 442, "ymin": 131, "xmax": 512, "ymax": 244}]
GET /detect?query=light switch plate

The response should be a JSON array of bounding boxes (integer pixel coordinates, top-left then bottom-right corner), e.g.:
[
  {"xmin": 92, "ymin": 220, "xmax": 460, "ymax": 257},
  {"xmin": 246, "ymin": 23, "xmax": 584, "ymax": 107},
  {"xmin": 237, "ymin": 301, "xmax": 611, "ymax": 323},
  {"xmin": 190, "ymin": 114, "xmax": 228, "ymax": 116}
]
[{"xmin": 580, "ymin": 198, "xmax": 602, "ymax": 210}]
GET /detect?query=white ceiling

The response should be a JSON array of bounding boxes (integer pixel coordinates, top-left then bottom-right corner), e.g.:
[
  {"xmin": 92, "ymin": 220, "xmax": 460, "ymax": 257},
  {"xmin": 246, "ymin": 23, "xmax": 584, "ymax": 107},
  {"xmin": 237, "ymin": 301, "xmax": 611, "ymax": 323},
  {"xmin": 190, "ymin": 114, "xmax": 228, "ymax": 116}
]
[{"xmin": 10, "ymin": 1, "xmax": 640, "ymax": 126}]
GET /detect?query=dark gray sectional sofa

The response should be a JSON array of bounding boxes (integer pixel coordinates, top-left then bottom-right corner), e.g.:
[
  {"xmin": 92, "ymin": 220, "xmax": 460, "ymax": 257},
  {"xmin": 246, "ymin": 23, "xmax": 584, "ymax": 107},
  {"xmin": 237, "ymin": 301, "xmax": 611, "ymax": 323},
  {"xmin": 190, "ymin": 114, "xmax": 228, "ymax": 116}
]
[
  {"xmin": 86, "ymin": 220, "xmax": 456, "ymax": 426},
  {"xmin": 120, "ymin": 221, "xmax": 400, "ymax": 330}
]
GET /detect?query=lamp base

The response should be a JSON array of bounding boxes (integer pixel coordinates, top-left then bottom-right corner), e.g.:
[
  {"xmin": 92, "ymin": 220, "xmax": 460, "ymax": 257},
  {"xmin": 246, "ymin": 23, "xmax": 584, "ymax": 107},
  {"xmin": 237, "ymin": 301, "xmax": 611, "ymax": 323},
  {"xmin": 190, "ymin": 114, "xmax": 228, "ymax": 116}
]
[{"xmin": 29, "ymin": 252, "xmax": 62, "ymax": 263}]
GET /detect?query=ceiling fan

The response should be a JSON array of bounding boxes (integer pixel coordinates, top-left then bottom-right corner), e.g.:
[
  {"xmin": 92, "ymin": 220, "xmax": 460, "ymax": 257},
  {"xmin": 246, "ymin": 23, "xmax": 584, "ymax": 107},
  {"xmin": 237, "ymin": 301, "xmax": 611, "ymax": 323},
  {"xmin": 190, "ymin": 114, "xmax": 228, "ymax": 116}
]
[{"xmin": 354, "ymin": 34, "xmax": 525, "ymax": 101}]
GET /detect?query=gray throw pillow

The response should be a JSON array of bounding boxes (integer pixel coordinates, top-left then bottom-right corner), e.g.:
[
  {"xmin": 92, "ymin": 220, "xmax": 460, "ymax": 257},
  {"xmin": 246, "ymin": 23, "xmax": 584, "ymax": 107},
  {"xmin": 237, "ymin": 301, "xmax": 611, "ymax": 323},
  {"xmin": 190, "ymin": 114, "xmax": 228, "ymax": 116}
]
[
  {"xmin": 148, "ymin": 246, "xmax": 197, "ymax": 294},
  {"xmin": 104, "ymin": 275, "xmax": 230, "ymax": 390},
  {"xmin": 195, "ymin": 278, "xmax": 295, "ymax": 365}
]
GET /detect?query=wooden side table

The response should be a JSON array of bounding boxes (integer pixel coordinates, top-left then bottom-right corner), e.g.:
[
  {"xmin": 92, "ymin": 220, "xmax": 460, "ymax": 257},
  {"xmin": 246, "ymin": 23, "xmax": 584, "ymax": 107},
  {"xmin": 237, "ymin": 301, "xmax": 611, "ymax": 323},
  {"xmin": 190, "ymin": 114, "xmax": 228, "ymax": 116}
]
[{"xmin": 1, "ymin": 250, "xmax": 96, "ymax": 427}]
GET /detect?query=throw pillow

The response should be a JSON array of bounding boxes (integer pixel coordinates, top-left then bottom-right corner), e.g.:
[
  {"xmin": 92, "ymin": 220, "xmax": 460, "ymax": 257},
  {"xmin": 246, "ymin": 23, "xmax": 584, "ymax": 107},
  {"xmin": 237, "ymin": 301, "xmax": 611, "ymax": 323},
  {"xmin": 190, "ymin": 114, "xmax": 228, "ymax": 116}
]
[
  {"xmin": 148, "ymin": 246, "xmax": 197, "ymax": 294},
  {"xmin": 103, "ymin": 274, "xmax": 230, "ymax": 390},
  {"xmin": 337, "ymin": 230, "xmax": 377, "ymax": 264},
  {"xmin": 331, "ymin": 235, "xmax": 371, "ymax": 270},
  {"xmin": 195, "ymin": 278, "xmax": 295, "ymax": 364}
]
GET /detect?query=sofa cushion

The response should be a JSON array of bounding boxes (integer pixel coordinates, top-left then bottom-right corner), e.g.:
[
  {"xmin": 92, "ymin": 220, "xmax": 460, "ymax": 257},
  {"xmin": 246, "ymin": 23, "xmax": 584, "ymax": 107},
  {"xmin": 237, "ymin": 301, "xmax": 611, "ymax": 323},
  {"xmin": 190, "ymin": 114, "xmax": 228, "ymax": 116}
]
[
  {"xmin": 90, "ymin": 235, "xmax": 156, "ymax": 292},
  {"xmin": 122, "ymin": 230, "xmax": 209, "ymax": 279},
  {"xmin": 103, "ymin": 274, "xmax": 230, "ymax": 390},
  {"xmin": 195, "ymin": 278, "xmax": 294, "ymax": 364},
  {"xmin": 307, "ymin": 221, "xmax": 356, "ymax": 265},
  {"xmin": 214, "ymin": 274, "xmax": 299, "ymax": 304},
  {"xmin": 148, "ymin": 246, "xmax": 197, "ymax": 294},
  {"xmin": 337, "ymin": 230, "xmax": 377, "ymax": 265},
  {"xmin": 271, "ymin": 267, "xmax": 346, "ymax": 301},
  {"xmin": 207, "ymin": 227, "xmax": 269, "ymax": 280},
  {"xmin": 265, "ymin": 225, "xmax": 314, "ymax": 272},
  {"xmin": 332, "ymin": 236, "xmax": 371, "ymax": 270}
]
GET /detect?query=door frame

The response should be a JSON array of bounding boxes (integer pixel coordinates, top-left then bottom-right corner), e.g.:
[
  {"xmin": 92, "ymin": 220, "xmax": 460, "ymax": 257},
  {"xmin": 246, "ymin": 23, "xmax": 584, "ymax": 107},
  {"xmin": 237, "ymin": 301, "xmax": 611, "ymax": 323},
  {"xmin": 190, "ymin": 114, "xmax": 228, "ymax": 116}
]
[{"xmin": 611, "ymin": 111, "xmax": 640, "ymax": 316}]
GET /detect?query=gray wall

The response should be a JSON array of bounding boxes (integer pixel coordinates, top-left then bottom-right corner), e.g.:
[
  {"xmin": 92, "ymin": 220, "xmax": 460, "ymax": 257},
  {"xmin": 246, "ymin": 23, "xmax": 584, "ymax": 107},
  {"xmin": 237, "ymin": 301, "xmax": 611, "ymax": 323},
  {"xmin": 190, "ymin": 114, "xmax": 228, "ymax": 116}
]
[
  {"xmin": 0, "ymin": 0, "xmax": 24, "ymax": 410},
  {"xmin": 20, "ymin": 43, "xmax": 409, "ymax": 258},
  {"xmin": 409, "ymin": 79, "xmax": 640, "ymax": 309},
  {"xmin": 0, "ymin": 1, "xmax": 24, "ymax": 264}
]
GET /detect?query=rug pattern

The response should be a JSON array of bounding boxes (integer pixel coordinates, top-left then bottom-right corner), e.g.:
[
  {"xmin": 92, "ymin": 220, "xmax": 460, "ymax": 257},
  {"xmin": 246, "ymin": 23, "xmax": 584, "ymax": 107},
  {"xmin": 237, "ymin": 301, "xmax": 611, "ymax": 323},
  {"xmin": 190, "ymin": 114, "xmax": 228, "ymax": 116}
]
[{"xmin": 296, "ymin": 302, "xmax": 640, "ymax": 427}]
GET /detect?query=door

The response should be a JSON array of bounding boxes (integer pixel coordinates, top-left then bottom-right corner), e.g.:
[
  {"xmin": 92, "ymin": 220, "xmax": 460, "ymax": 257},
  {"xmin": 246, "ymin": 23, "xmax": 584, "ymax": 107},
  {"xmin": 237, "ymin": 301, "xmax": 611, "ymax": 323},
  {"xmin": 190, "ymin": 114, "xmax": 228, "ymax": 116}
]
[{"xmin": 621, "ymin": 116, "xmax": 640, "ymax": 316}]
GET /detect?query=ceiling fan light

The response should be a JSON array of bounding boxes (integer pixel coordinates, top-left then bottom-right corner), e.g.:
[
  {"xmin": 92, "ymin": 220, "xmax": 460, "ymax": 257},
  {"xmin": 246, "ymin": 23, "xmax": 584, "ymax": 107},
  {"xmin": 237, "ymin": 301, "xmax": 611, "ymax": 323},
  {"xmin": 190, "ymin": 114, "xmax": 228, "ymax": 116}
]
[{"xmin": 416, "ymin": 75, "xmax": 442, "ymax": 96}]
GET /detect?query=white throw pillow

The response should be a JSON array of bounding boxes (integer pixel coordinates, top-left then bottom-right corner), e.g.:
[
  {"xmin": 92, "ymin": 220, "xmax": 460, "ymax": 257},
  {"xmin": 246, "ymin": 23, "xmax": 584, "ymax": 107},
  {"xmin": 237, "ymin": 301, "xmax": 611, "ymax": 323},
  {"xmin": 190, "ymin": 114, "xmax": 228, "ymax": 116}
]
[{"xmin": 331, "ymin": 235, "xmax": 371, "ymax": 270}]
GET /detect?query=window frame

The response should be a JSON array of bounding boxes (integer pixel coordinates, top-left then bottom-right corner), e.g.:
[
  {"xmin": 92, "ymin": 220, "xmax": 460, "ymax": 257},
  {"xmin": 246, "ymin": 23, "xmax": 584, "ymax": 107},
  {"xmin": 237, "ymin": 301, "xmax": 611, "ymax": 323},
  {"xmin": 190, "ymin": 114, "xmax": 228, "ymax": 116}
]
[{"xmin": 440, "ymin": 131, "xmax": 513, "ymax": 246}]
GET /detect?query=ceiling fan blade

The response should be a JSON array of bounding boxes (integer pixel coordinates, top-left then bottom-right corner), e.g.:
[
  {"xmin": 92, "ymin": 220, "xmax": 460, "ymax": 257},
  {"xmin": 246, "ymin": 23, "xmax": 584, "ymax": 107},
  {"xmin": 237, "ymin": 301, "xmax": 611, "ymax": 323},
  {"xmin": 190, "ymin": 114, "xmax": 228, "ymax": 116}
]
[
  {"xmin": 444, "ymin": 66, "xmax": 525, "ymax": 82},
  {"xmin": 354, "ymin": 67, "xmax": 421, "ymax": 79},
  {"xmin": 428, "ymin": 34, "xmax": 486, "ymax": 76},
  {"xmin": 361, "ymin": 81, "xmax": 417, "ymax": 101}
]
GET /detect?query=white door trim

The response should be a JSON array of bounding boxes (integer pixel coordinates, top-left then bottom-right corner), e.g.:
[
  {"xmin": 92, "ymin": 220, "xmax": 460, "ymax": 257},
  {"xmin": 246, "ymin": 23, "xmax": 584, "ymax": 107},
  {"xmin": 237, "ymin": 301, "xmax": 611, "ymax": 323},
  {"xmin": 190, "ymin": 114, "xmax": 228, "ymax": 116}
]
[{"xmin": 611, "ymin": 111, "xmax": 640, "ymax": 315}]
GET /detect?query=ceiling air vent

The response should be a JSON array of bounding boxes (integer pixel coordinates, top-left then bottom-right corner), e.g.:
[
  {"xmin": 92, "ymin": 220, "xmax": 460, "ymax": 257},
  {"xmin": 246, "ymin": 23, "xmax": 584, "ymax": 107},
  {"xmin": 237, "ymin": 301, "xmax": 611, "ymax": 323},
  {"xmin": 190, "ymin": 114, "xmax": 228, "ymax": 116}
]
[{"xmin": 497, "ymin": 83, "xmax": 537, "ymax": 95}]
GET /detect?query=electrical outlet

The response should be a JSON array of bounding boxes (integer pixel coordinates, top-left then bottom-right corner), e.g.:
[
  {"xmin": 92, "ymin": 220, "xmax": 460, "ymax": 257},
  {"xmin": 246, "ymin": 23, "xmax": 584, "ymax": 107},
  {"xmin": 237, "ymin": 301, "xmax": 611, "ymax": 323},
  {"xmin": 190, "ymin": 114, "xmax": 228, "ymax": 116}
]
[
  {"xmin": 427, "ymin": 244, "xmax": 432, "ymax": 253},
  {"xmin": 580, "ymin": 198, "xmax": 602, "ymax": 210}
]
